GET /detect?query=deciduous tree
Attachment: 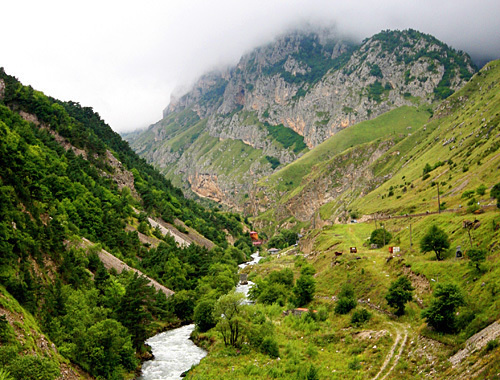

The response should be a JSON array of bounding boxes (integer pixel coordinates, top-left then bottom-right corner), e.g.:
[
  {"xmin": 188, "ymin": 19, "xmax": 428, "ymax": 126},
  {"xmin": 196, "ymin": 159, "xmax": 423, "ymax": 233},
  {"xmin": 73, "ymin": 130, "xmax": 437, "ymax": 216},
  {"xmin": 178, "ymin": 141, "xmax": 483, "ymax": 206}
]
[
  {"xmin": 213, "ymin": 292, "xmax": 245, "ymax": 347},
  {"xmin": 420, "ymin": 224, "xmax": 450, "ymax": 260}
]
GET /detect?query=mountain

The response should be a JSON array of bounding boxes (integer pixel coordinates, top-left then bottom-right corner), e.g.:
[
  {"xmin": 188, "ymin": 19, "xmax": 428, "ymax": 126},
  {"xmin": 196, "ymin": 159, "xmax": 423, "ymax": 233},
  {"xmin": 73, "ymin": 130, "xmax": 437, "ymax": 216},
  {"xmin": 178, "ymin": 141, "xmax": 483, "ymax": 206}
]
[
  {"xmin": 126, "ymin": 28, "xmax": 476, "ymax": 209},
  {"xmin": 182, "ymin": 60, "xmax": 500, "ymax": 380},
  {"xmin": 250, "ymin": 59, "xmax": 500, "ymax": 234},
  {"xmin": 0, "ymin": 68, "xmax": 252, "ymax": 379}
]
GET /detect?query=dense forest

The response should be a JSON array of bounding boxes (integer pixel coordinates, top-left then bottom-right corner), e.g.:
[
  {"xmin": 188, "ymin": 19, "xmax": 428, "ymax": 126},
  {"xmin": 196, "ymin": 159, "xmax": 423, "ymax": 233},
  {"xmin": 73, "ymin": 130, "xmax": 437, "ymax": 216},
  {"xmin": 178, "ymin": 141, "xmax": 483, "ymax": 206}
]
[{"xmin": 0, "ymin": 68, "xmax": 253, "ymax": 380}]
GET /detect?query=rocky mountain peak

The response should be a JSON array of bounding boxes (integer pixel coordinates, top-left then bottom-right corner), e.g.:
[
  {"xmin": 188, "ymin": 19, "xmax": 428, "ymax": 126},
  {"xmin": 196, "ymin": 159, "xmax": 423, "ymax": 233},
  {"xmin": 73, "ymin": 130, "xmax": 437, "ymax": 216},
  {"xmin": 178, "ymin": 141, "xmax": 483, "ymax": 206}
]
[{"xmin": 127, "ymin": 28, "xmax": 476, "ymax": 209}]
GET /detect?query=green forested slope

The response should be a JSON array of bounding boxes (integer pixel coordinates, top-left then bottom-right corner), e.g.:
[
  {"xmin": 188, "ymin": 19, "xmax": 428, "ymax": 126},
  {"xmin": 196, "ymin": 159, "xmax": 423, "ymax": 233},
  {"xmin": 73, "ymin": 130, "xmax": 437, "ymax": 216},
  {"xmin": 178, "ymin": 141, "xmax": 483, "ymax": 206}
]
[{"xmin": 0, "ymin": 68, "xmax": 253, "ymax": 380}]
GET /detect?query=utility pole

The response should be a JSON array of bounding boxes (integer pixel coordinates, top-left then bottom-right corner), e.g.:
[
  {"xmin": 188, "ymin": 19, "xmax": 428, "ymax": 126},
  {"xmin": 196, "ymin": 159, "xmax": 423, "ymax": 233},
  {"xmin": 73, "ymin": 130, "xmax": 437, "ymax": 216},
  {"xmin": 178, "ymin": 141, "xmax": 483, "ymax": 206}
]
[
  {"xmin": 409, "ymin": 222, "xmax": 412, "ymax": 249},
  {"xmin": 437, "ymin": 182, "xmax": 441, "ymax": 214}
]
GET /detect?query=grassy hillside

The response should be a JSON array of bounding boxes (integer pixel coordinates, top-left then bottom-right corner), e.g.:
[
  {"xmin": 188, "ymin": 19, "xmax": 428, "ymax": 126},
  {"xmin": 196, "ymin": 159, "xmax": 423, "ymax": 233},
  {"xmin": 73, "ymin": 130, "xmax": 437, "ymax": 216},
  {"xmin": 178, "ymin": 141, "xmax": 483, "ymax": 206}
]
[
  {"xmin": 190, "ymin": 204, "xmax": 499, "ymax": 379},
  {"xmin": 192, "ymin": 60, "xmax": 500, "ymax": 380},
  {"xmin": 252, "ymin": 59, "xmax": 500, "ymax": 235},
  {"xmin": 350, "ymin": 60, "xmax": 500, "ymax": 217},
  {"xmin": 258, "ymin": 105, "xmax": 432, "ymax": 194}
]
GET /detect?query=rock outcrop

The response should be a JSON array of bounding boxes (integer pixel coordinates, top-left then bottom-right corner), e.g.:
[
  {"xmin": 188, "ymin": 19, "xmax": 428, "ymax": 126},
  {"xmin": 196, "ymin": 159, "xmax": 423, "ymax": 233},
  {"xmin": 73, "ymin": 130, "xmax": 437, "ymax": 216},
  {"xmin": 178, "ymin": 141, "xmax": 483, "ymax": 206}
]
[{"xmin": 127, "ymin": 28, "xmax": 476, "ymax": 209}]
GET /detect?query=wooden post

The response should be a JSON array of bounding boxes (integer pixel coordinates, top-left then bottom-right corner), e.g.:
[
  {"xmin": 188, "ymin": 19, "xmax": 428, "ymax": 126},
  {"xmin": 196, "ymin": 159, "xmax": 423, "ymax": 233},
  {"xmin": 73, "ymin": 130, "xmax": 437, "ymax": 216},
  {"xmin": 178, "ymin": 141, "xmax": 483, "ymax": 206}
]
[
  {"xmin": 410, "ymin": 222, "xmax": 412, "ymax": 248},
  {"xmin": 437, "ymin": 182, "xmax": 441, "ymax": 214}
]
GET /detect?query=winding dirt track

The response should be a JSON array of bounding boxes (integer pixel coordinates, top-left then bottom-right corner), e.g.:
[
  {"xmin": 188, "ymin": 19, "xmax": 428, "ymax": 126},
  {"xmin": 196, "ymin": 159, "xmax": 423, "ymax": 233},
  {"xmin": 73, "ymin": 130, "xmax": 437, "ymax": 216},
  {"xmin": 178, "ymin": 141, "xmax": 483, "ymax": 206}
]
[{"xmin": 371, "ymin": 323, "xmax": 408, "ymax": 380}]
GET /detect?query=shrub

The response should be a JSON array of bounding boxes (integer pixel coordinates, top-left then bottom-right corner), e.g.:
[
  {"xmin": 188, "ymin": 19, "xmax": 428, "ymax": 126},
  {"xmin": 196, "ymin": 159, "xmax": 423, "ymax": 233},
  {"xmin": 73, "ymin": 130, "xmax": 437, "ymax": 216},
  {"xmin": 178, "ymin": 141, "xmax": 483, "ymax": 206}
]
[
  {"xmin": 385, "ymin": 276, "xmax": 414, "ymax": 316},
  {"xmin": 467, "ymin": 248, "xmax": 487, "ymax": 272},
  {"xmin": 306, "ymin": 364, "xmax": 319, "ymax": 380},
  {"xmin": 351, "ymin": 308, "xmax": 372, "ymax": 326},
  {"xmin": 316, "ymin": 307, "xmax": 329, "ymax": 322},
  {"xmin": 258, "ymin": 283, "xmax": 288, "ymax": 306},
  {"xmin": 194, "ymin": 299, "xmax": 216, "ymax": 332},
  {"xmin": 348, "ymin": 357, "xmax": 361, "ymax": 371},
  {"xmin": 423, "ymin": 163, "xmax": 432, "ymax": 173},
  {"xmin": 486, "ymin": 339, "xmax": 499, "ymax": 352},
  {"xmin": 336, "ymin": 297, "xmax": 357, "ymax": 314},
  {"xmin": 491, "ymin": 182, "xmax": 500, "ymax": 208},
  {"xmin": 268, "ymin": 268, "xmax": 294, "ymax": 286},
  {"xmin": 335, "ymin": 284, "xmax": 357, "ymax": 315},
  {"xmin": 292, "ymin": 274, "xmax": 315, "ymax": 307},
  {"xmin": 422, "ymin": 283, "xmax": 465, "ymax": 333},
  {"xmin": 260, "ymin": 337, "xmax": 279, "ymax": 358},
  {"xmin": 476, "ymin": 184, "xmax": 487, "ymax": 196},
  {"xmin": 370, "ymin": 228, "xmax": 392, "ymax": 247},
  {"xmin": 8, "ymin": 355, "xmax": 60, "ymax": 380},
  {"xmin": 461, "ymin": 190, "xmax": 475, "ymax": 199}
]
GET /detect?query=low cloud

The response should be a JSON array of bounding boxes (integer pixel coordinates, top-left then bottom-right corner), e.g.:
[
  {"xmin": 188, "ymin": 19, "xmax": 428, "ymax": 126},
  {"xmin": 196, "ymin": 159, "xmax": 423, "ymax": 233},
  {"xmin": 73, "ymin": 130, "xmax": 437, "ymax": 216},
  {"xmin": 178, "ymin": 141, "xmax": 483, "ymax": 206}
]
[{"xmin": 1, "ymin": 0, "xmax": 498, "ymax": 132}]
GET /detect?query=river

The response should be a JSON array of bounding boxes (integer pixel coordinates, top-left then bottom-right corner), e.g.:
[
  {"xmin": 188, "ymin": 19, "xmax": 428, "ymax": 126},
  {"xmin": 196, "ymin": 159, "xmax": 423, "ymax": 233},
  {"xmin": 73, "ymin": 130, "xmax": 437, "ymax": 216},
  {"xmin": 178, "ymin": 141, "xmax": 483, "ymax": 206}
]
[
  {"xmin": 138, "ymin": 251, "xmax": 261, "ymax": 379},
  {"xmin": 138, "ymin": 324, "xmax": 206, "ymax": 380}
]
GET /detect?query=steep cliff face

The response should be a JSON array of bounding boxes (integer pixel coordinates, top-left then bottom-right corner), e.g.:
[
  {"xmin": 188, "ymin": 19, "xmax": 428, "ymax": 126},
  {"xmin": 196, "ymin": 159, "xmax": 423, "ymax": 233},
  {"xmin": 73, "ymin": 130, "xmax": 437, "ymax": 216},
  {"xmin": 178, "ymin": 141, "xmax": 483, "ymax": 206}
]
[{"xmin": 127, "ymin": 28, "xmax": 476, "ymax": 208}]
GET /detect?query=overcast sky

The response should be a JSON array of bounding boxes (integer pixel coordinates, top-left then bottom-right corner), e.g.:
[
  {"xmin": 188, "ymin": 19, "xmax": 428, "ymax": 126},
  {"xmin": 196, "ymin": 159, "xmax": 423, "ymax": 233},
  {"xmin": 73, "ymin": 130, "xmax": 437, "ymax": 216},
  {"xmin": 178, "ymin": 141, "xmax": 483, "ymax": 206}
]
[{"xmin": 1, "ymin": 0, "xmax": 499, "ymax": 132}]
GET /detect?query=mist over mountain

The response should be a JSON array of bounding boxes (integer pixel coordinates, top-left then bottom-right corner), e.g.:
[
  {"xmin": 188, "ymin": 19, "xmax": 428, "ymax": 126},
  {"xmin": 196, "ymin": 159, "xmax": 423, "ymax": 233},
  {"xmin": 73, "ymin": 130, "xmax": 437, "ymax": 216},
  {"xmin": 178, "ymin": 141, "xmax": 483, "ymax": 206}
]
[{"xmin": 126, "ymin": 28, "xmax": 476, "ymax": 210}]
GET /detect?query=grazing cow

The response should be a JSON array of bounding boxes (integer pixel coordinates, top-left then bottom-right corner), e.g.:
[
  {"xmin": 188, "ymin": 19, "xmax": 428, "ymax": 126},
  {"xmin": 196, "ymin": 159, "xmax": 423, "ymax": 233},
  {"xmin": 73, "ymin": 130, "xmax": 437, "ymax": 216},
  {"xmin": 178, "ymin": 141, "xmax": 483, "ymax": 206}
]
[{"xmin": 334, "ymin": 251, "xmax": 343, "ymax": 257}]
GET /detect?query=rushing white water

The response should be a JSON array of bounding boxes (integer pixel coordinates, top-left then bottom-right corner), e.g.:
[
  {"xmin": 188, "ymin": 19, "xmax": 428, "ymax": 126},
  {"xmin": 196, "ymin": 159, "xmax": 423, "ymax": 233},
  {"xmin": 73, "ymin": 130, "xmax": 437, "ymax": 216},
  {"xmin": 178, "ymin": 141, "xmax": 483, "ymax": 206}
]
[
  {"xmin": 236, "ymin": 250, "xmax": 261, "ymax": 304},
  {"xmin": 139, "ymin": 251, "xmax": 262, "ymax": 379},
  {"xmin": 238, "ymin": 250, "xmax": 263, "ymax": 269},
  {"xmin": 138, "ymin": 324, "xmax": 206, "ymax": 380}
]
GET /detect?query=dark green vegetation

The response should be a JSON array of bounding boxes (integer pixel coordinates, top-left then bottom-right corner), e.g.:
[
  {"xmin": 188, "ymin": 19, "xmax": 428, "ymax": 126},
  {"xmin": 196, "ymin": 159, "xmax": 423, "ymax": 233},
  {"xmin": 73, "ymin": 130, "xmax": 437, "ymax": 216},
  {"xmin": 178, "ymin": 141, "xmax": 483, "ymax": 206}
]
[
  {"xmin": 420, "ymin": 224, "xmax": 451, "ymax": 261},
  {"xmin": 385, "ymin": 276, "xmax": 414, "ymax": 316},
  {"xmin": 267, "ymin": 228, "xmax": 298, "ymax": 249},
  {"xmin": 0, "ymin": 68, "xmax": 253, "ymax": 379},
  {"xmin": 422, "ymin": 283, "xmax": 465, "ymax": 333},
  {"xmin": 264, "ymin": 122, "xmax": 307, "ymax": 153},
  {"xmin": 370, "ymin": 228, "xmax": 392, "ymax": 247}
]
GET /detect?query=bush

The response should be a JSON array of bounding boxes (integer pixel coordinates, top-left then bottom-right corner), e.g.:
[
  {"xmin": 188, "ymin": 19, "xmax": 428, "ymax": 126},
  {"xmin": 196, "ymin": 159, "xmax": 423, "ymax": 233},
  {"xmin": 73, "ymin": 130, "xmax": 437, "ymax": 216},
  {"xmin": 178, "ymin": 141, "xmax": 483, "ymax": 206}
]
[
  {"xmin": 8, "ymin": 355, "xmax": 60, "ymax": 380},
  {"xmin": 258, "ymin": 283, "xmax": 288, "ymax": 306},
  {"xmin": 194, "ymin": 299, "xmax": 216, "ymax": 332},
  {"xmin": 316, "ymin": 307, "xmax": 329, "ymax": 322},
  {"xmin": 335, "ymin": 284, "xmax": 357, "ymax": 315},
  {"xmin": 467, "ymin": 248, "xmax": 487, "ymax": 272},
  {"xmin": 348, "ymin": 357, "xmax": 361, "ymax": 371},
  {"xmin": 370, "ymin": 228, "xmax": 392, "ymax": 247},
  {"xmin": 461, "ymin": 190, "xmax": 475, "ymax": 199},
  {"xmin": 335, "ymin": 297, "xmax": 357, "ymax": 314},
  {"xmin": 385, "ymin": 276, "xmax": 414, "ymax": 316},
  {"xmin": 268, "ymin": 268, "xmax": 294, "ymax": 286},
  {"xmin": 422, "ymin": 283, "xmax": 465, "ymax": 333},
  {"xmin": 486, "ymin": 339, "xmax": 499, "ymax": 352},
  {"xmin": 491, "ymin": 182, "xmax": 500, "ymax": 208},
  {"xmin": 260, "ymin": 337, "xmax": 279, "ymax": 358},
  {"xmin": 476, "ymin": 184, "xmax": 487, "ymax": 196},
  {"xmin": 306, "ymin": 364, "xmax": 319, "ymax": 380},
  {"xmin": 351, "ymin": 308, "xmax": 372, "ymax": 326},
  {"xmin": 292, "ymin": 274, "xmax": 315, "ymax": 307}
]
